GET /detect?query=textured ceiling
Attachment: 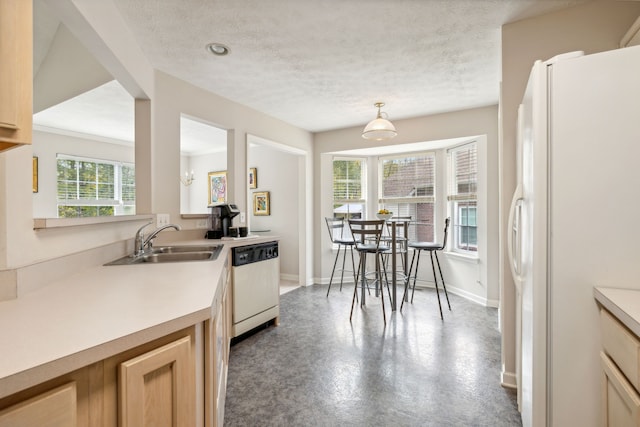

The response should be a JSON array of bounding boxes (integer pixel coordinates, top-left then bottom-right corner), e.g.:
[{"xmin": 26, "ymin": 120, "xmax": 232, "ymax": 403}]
[
  {"xmin": 110, "ymin": 0, "xmax": 589, "ymax": 132},
  {"xmin": 33, "ymin": 0, "xmax": 591, "ymax": 146}
]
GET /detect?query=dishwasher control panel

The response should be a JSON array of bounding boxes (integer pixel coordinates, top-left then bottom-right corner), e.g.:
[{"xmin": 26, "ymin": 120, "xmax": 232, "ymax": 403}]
[{"xmin": 232, "ymin": 241, "xmax": 279, "ymax": 266}]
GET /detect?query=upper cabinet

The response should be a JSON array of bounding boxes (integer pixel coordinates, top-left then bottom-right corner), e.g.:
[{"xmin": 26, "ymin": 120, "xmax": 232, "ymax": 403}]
[
  {"xmin": 0, "ymin": 0, "xmax": 32, "ymax": 152},
  {"xmin": 621, "ymin": 16, "xmax": 640, "ymax": 48}
]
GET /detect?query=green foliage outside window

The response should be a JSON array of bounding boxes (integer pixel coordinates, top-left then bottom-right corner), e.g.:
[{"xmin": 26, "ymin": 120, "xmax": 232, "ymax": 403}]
[
  {"xmin": 333, "ymin": 159, "xmax": 362, "ymax": 201},
  {"xmin": 56, "ymin": 155, "xmax": 135, "ymax": 218}
]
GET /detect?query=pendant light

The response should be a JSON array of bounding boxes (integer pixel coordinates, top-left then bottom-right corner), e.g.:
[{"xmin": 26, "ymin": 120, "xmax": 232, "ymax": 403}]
[{"xmin": 362, "ymin": 102, "xmax": 397, "ymax": 141}]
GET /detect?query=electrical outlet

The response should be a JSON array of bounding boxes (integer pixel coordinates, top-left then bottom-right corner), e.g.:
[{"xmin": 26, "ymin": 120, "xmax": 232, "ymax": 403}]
[
  {"xmin": 157, "ymin": 213, "xmax": 170, "ymax": 227},
  {"xmin": 240, "ymin": 212, "xmax": 246, "ymax": 224}
]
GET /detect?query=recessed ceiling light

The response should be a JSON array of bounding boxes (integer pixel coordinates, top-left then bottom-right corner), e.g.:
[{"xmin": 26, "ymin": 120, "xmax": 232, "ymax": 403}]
[{"xmin": 206, "ymin": 43, "xmax": 230, "ymax": 56}]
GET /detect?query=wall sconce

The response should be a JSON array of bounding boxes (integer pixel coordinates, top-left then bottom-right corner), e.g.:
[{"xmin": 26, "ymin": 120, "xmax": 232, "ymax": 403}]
[{"xmin": 180, "ymin": 171, "xmax": 195, "ymax": 186}]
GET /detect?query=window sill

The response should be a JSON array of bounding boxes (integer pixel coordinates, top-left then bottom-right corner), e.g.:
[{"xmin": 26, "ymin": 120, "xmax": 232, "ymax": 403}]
[
  {"xmin": 33, "ymin": 214, "xmax": 154, "ymax": 230},
  {"xmin": 443, "ymin": 251, "xmax": 479, "ymax": 264}
]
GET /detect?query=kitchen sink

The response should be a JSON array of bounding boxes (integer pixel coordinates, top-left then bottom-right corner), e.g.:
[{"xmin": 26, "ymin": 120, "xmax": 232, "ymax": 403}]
[
  {"xmin": 150, "ymin": 245, "xmax": 219, "ymax": 254},
  {"xmin": 105, "ymin": 245, "xmax": 222, "ymax": 266}
]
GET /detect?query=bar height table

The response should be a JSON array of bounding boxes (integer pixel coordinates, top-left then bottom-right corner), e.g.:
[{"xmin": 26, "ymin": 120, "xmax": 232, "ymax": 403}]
[{"xmin": 386, "ymin": 218, "xmax": 411, "ymax": 311}]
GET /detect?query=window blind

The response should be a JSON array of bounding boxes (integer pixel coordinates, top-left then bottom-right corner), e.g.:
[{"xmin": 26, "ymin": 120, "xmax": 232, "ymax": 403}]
[
  {"xmin": 379, "ymin": 152, "xmax": 436, "ymax": 242},
  {"xmin": 56, "ymin": 154, "xmax": 135, "ymax": 217},
  {"xmin": 448, "ymin": 143, "xmax": 477, "ymax": 201}
]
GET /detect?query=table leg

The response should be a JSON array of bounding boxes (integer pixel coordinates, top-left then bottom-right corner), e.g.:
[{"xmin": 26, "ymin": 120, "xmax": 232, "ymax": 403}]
[
  {"xmin": 403, "ymin": 221, "xmax": 409, "ymax": 302},
  {"xmin": 391, "ymin": 226, "xmax": 397, "ymax": 310}
]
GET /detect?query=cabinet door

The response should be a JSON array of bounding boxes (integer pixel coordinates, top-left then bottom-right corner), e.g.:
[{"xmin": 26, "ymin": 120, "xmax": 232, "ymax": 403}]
[
  {"xmin": 0, "ymin": 382, "xmax": 77, "ymax": 427},
  {"xmin": 119, "ymin": 336, "xmax": 194, "ymax": 427},
  {"xmin": 0, "ymin": 0, "xmax": 32, "ymax": 151},
  {"xmin": 601, "ymin": 351, "xmax": 640, "ymax": 427},
  {"xmin": 205, "ymin": 264, "xmax": 231, "ymax": 427}
]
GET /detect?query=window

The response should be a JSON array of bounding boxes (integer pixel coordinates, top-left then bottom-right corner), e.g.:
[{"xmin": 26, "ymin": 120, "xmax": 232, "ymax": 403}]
[
  {"xmin": 379, "ymin": 152, "xmax": 435, "ymax": 242},
  {"xmin": 332, "ymin": 157, "xmax": 365, "ymax": 220},
  {"xmin": 448, "ymin": 142, "xmax": 477, "ymax": 253},
  {"xmin": 56, "ymin": 154, "xmax": 135, "ymax": 218}
]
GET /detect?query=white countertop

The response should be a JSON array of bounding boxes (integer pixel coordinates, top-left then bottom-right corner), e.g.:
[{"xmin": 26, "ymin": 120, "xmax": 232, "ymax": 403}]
[
  {"xmin": 594, "ymin": 287, "xmax": 640, "ymax": 338},
  {"xmin": 0, "ymin": 235, "xmax": 277, "ymax": 399}
]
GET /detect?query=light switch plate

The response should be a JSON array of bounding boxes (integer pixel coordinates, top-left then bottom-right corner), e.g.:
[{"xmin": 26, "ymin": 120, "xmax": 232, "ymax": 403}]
[
  {"xmin": 157, "ymin": 213, "xmax": 170, "ymax": 227},
  {"xmin": 240, "ymin": 212, "xmax": 246, "ymax": 223}
]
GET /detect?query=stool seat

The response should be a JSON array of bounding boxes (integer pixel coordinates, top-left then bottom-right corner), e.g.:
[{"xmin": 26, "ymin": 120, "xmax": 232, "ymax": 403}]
[
  {"xmin": 408, "ymin": 241, "xmax": 440, "ymax": 250},
  {"xmin": 335, "ymin": 238, "xmax": 355, "ymax": 246},
  {"xmin": 402, "ymin": 218, "xmax": 452, "ymax": 320},
  {"xmin": 356, "ymin": 243, "xmax": 390, "ymax": 253}
]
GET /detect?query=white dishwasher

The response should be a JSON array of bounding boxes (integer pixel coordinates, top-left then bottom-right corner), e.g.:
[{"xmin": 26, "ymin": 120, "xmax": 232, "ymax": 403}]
[{"xmin": 231, "ymin": 241, "xmax": 280, "ymax": 338}]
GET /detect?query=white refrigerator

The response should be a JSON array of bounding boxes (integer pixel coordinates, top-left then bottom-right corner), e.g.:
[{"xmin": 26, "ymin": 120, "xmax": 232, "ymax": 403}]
[{"xmin": 508, "ymin": 45, "xmax": 640, "ymax": 426}]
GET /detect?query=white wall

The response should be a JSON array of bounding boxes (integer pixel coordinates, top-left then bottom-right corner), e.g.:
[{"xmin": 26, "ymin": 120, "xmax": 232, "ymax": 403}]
[
  {"xmin": 314, "ymin": 105, "xmax": 500, "ymax": 308},
  {"xmin": 248, "ymin": 145, "xmax": 300, "ymax": 279},
  {"xmin": 180, "ymin": 152, "xmax": 227, "ymax": 214}
]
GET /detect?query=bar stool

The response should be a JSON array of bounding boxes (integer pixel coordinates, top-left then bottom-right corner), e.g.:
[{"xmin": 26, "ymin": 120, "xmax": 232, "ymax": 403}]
[
  {"xmin": 349, "ymin": 219, "xmax": 390, "ymax": 324},
  {"xmin": 325, "ymin": 217, "xmax": 357, "ymax": 297},
  {"xmin": 402, "ymin": 218, "xmax": 451, "ymax": 320}
]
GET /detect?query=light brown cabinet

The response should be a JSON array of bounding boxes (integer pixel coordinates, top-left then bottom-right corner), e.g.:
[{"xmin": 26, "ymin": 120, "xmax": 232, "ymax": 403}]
[
  {"xmin": 119, "ymin": 335, "xmax": 195, "ymax": 426},
  {"xmin": 600, "ymin": 308, "xmax": 640, "ymax": 426},
  {"xmin": 0, "ymin": 328, "xmax": 197, "ymax": 427},
  {"xmin": 0, "ymin": 382, "xmax": 77, "ymax": 427},
  {"xmin": 0, "ymin": 0, "xmax": 33, "ymax": 152},
  {"xmin": 0, "ymin": 268, "xmax": 232, "ymax": 427},
  {"xmin": 205, "ymin": 254, "xmax": 232, "ymax": 427}
]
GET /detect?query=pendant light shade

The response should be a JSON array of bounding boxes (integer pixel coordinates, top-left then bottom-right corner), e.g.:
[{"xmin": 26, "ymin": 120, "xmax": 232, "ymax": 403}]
[{"xmin": 362, "ymin": 102, "xmax": 397, "ymax": 141}]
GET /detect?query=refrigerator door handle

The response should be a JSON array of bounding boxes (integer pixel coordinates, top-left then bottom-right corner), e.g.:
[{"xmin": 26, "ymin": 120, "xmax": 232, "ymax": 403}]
[{"xmin": 508, "ymin": 185, "xmax": 524, "ymax": 291}]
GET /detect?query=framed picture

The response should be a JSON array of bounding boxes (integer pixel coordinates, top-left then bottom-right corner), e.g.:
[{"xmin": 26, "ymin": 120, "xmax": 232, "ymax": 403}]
[
  {"xmin": 32, "ymin": 157, "xmax": 38, "ymax": 193},
  {"xmin": 248, "ymin": 167, "xmax": 257, "ymax": 189},
  {"xmin": 253, "ymin": 191, "xmax": 270, "ymax": 216},
  {"xmin": 208, "ymin": 170, "xmax": 227, "ymax": 205}
]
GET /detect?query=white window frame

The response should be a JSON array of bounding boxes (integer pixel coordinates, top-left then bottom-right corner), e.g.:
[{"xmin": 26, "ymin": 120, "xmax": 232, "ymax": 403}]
[
  {"xmin": 447, "ymin": 142, "xmax": 478, "ymax": 255},
  {"xmin": 56, "ymin": 153, "xmax": 135, "ymax": 218}
]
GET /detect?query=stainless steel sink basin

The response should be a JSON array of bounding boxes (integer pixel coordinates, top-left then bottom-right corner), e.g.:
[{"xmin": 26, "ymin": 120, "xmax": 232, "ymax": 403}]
[
  {"xmin": 150, "ymin": 245, "xmax": 219, "ymax": 254},
  {"xmin": 105, "ymin": 245, "xmax": 222, "ymax": 266}
]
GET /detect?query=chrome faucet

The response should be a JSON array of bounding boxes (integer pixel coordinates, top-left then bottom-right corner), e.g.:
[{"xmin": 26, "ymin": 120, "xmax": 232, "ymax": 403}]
[{"xmin": 134, "ymin": 222, "xmax": 181, "ymax": 256}]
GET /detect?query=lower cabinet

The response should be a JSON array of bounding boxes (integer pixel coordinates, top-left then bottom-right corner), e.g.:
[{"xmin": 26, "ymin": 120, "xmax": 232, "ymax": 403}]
[
  {"xmin": 205, "ymin": 258, "xmax": 232, "ymax": 427},
  {"xmin": 0, "ymin": 382, "xmax": 77, "ymax": 427},
  {"xmin": 118, "ymin": 335, "xmax": 195, "ymax": 426},
  {"xmin": 0, "ymin": 270, "xmax": 232, "ymax": 427},
  {"xmin": 0, "ymin": 362, "xmax": 100, "ymax": 426},
  {"xmin": 601, "ymin": 351, "xmax": 640, "ymax": 427},
  {"xmin": 600, "ymin": 308, "xmax": 640, "ymax": 426}
]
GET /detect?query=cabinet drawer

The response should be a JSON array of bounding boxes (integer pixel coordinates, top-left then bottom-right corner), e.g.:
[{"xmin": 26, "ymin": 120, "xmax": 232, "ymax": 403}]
[
  {"xmin": 602, "ymin": 352, "xmax": 640, "ymax": 426},
  {"xmin": 601, "ymin": 308, "xmax": 640, "ymax": 391},
  {"xmin": 0, "ymin": 382, "xmax": 77, "ymax": 427}
]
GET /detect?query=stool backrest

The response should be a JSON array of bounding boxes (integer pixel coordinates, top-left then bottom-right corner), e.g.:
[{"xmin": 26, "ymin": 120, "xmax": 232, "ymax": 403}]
[
  {"xmin": 325, "ymin": 217, "xmax": 346, "ymax": 243},
  {"xmin": 440, "ymin": 217, "xmax": 451, "ymax": 250},
  {"xmin": 348, "ymin": 219, "xmax": 384, "ymax": 246}
]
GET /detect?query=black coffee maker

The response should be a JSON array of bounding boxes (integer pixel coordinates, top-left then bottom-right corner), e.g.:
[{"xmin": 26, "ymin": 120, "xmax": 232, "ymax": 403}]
[{"xmin": 206, "ymin": 203, "xmax": 240, "ymax": 239}]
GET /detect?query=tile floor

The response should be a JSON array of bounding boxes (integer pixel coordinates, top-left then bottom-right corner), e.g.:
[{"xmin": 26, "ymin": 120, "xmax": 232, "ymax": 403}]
[
  {"xmin": 224, "ymin": 284, "xmax": 522, "ymax": 426},
  {"xmin": 280, "ymin": 279, "xmax": 300, "ymax": 295}
]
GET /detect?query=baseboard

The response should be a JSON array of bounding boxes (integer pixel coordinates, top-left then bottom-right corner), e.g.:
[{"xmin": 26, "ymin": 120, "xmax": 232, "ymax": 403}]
[
  {"xmin": 316, "ymin": 276, "xmax": 356, "ymax": 286},
  {"xmin": 314, "ymin": 276, "xmax": 498, "ymax": 308},
  {"xmin": 412, "ymin": 279, "xmax": 495, "ymax": 308},
  {"xmin": 501, "ymin": 370, "xmax": 518, "ymax": 389},
  {"xmin": 280, "ymin": 273, "xmax": 299, "ymax": 282}
]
